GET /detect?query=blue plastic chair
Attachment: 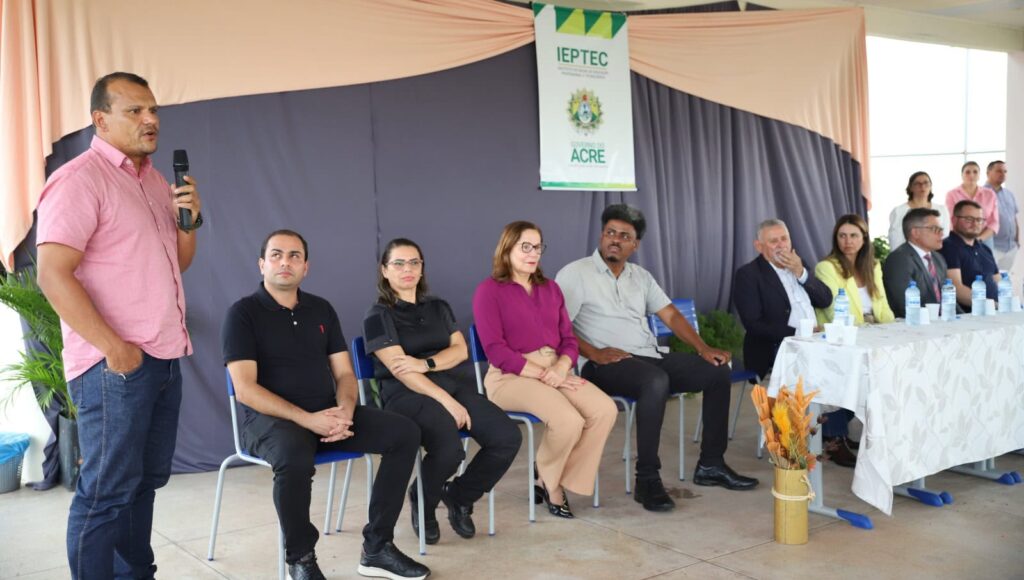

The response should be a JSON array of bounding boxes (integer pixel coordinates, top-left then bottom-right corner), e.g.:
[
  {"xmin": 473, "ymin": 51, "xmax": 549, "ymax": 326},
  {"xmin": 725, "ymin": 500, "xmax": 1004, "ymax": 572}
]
[
  {"xmin": 349, "ymin": 336, "xmax": 493, "ymax": 556},
  {"xmin": 207, "ymin": 368, "xmax": 373, "ymax": 580},
  {"xmin": 647, "ymin": 299, "xmax": 762, "ymax": 478},
  {"xmin": 468, "ymin": 324, "xmax": 599, "ymax": 521}
]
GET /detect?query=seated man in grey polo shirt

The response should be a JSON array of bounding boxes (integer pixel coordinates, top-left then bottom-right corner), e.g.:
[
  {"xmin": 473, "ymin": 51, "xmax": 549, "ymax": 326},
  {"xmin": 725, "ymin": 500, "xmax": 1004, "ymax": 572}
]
[{"xmin": 556, "ymin": 204, "xmax": 758, "ymax": 513}]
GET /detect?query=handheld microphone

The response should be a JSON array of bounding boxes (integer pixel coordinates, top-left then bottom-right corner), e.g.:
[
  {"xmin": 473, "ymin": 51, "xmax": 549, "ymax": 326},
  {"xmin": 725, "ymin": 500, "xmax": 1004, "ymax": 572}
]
[{"xmin": 173, "ymin": 150, "xmax": 192, "ymax": 231}]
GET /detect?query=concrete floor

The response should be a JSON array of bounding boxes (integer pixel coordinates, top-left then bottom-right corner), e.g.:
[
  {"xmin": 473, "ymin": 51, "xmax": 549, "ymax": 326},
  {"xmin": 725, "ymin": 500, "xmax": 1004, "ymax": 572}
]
[{"xmin": 2, "ymin": 388, "xmax": 1022, "ymax": 579}]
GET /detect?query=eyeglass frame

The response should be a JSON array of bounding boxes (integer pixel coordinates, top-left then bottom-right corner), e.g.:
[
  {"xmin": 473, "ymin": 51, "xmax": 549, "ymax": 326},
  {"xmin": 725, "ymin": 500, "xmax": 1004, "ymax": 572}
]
[
  {"xmin": 953, "ymin": 215, "xmax": 985, "ymax": 225},
  {"xmin": 386, "ymin": 258, "xmax": 424, "ymax": 270},
  {"xmin": 517, "ymin": 242, "xmax": 547, "ymax": 255},
  {"xmin": 602, "ymin": 227, "xmax": 636, "ymax": 243}
]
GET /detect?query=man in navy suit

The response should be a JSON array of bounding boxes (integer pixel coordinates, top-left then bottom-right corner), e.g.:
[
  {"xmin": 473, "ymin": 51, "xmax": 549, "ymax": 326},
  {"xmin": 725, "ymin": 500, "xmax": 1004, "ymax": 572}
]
[{"xmin": 734, "ymin": 219, "xmax": 833, "ymax": 379}]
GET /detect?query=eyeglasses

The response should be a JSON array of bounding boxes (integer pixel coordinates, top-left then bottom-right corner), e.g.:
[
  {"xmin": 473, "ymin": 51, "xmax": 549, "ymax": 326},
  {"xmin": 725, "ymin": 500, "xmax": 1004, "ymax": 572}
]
[
  {"xmin": 913, "ymin": 225, "xmax": 943, "ymax": 234},
  {"xmin": 954, "ymin": 215, "xmax": 985, "ymax": 224},
  {"xmin": 519, "ymin": 242, "xmax": 547, "ymax": 255},
  {"xmin": 387, "ymin": 259, "xmax": 423, "ymax": 270},
  {"xmin": 603, "ymin": 228, "xmax": 635, "ymax": 243}
]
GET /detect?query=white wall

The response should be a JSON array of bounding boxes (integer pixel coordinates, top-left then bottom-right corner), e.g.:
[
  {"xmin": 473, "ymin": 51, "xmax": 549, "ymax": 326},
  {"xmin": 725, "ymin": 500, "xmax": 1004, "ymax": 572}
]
[
  {"xmin": 0, "ymin": 305, "xmax": 51, "ymax": 484},
  {"xmin": 1008, "ymin": 51, "xmax": 1024, "ymax": 286}
]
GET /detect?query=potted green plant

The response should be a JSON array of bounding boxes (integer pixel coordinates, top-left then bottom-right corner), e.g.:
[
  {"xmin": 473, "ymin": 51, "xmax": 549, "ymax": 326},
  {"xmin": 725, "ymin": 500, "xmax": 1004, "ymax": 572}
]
[
  {"xmin": 873, "ymin": 236, "xmax": 891, "ymax": 266},
  {"xmin": 0, "ymin": 267, "xmax": 79, "ymax": 490},
  {"xmin": 669, "ymin": 309, "xmax": 745, "ymax": 364}
]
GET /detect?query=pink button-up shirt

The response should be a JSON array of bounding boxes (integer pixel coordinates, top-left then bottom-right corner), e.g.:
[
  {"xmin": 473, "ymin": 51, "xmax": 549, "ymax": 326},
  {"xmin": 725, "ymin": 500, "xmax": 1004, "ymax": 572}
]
[
  {"xmin": 37, "ymin": 136, "xmax": 192, "ymax": 380},
  {"xmin": 946, "ymin": 185, "xmax": 1000, "ymax": 234}
]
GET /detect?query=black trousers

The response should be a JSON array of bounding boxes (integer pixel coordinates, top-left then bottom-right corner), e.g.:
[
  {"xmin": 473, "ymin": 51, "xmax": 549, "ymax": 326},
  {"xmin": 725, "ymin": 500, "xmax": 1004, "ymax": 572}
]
[
  {"xmin": 582, "ymin": 352, "xmax": 731, "ymax": 480},
  {"xmin": 381, "ymin": 368, "xmax": 522, "ymax": 512},
  {"xmin": 242, "ymin": 406, "xmax": 419, "ymax": 563}
]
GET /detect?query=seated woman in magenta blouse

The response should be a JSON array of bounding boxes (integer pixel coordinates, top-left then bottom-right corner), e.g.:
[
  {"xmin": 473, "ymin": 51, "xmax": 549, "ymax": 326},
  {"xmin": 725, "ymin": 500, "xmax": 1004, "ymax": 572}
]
[
  {"xmin": 364, "ymin": 238, "xmax": 521, "ymax": 545},
  {"xmin": 472, "ymin": 221, "xmax": 616, "ymax": 519}
]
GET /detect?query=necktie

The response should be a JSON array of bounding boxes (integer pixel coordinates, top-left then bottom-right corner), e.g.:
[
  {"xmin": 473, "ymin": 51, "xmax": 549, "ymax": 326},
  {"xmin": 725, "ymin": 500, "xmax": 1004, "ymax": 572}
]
[{"xmin": 924, "ymin": 254, "xmax": 940, "ymax": 300}]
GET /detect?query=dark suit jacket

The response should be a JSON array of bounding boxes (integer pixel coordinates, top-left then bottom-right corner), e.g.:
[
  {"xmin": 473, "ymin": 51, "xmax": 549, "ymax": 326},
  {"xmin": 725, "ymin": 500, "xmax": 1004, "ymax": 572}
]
[
  {"xmin": 733, "ymin": 255, "xmax": 833, "ymax": 378},
  {"xmin": 882, "ymin": 242, "xmax": 949, "ymax": 318}
]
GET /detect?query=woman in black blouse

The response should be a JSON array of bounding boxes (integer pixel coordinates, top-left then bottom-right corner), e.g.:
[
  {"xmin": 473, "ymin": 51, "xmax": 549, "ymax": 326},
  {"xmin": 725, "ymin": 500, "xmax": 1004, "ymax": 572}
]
[{"xmin": 363, "ymin": 238, "xmax": 522, "ymax": 545}]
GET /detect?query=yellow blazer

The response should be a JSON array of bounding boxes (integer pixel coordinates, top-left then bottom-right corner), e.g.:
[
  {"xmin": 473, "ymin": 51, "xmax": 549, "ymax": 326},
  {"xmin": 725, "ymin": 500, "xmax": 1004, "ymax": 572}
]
[{"xmin": 814, "ymin": 258, "xmax": 895, "ymax": 326}]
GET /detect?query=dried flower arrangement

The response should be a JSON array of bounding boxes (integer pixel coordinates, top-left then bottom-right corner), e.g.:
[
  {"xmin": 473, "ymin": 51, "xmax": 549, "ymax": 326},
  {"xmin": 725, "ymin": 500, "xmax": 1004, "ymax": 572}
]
[{"xmin": 751, "ymin": 379, "xmax": 818, "ymax": 471}]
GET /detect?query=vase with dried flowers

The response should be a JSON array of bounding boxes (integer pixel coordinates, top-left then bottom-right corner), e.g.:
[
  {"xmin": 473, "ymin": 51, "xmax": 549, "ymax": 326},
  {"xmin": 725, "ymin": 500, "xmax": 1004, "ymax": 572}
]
[{"xmin": 751, "ymin": 378, "xmax": 818, "ymax": 544}]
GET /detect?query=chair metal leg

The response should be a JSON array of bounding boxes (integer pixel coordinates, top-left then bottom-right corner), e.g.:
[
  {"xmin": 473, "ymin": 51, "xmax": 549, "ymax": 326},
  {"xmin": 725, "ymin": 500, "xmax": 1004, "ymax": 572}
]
[
  {"xmin": 415, "ymin": 451, "xmax": 426, "ymax": 555},
  {"xmin": 488, "ymin": 490, "xmax": 496, "ymax": 536},
  {"xmin": 693, "ymin": 404, "xmax": 702, "ymax": 443},
  {"xmin": 323, "ymin": 462, "xmax": 339, "ymax": 534},
  {"xmin": 207, "ymin": 454, "xmax": 239, "ymax": 560},
  {"xmin": 678, "ymin": 396, "xmax": 686, "ymax": 481},
  {"xmin": 757, "ymin": 429, "xmax": 765, "ymax": 459},
  {"xmin": 366, "ymin": 455, "xmax": 374, "ymax": 520},
  {"xmin": 624, "ymin": 403, "xmax": 635, "ymax": 494},
  {"xmin": 593, "ymin": 470, "xmax": 600, "ymax": 507},
  {"xmin": 333, "ymin": 460, "xmax": 355, "ymax": 532},
  {"xmin": 458, "ymin": 438, "xmax": 470, "ymax": 476},
  {"xmin": 525, "ymin": 423, "xmax": 536, "ymax": 522},
  {"xmin": 729, "ymin": 382, "xmax": 750, "ymax": 440},
  {"xmin": 278, "ymin": 526, "xmax": 286, "ymax": 580}
]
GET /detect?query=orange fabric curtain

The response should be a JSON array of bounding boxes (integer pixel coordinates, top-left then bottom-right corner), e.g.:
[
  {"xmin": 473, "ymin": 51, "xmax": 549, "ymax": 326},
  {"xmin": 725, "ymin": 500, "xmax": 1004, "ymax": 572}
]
[
  {"xmin": 629, "ymin": 8, "xmax": 869, "ymax": 201},
  {"xmin": 0, "ymin": 0, "xmax": 868, "ymax": 270}
]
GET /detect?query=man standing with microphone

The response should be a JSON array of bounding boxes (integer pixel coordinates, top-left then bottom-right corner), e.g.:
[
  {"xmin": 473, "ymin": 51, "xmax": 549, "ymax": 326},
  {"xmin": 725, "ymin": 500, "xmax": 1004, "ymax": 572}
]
[{"xmin": 36, "ymin": 72, "xmax": 202, "ymax": 579}]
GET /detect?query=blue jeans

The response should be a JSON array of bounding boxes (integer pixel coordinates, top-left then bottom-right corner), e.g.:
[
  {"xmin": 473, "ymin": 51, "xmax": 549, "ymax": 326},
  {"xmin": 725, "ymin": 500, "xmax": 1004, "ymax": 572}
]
[{"xmin": 66, "ymin": 354, "xmax": 182, "ymax": 580}]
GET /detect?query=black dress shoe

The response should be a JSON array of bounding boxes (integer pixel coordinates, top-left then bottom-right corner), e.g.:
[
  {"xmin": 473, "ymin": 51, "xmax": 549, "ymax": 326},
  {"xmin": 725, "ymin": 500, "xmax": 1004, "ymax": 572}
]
[
  {"xmin": 634, "ymin": 478, "xmax": 676, "ymax": 512},
  {"xmin": 440, "ymin": 481, "xmax": 475, "ymax": 538},
  {"xmin": 693, "ymin": 462, "xmax": 759, "ymax": 490},
  {"xmin": 408, "ymin": 483, "xmax": 439, "ymax": 545},
  {"xmin": 824, "ymin": 437, "xmax": 857, "ymax": 468},
  {"xmin": 288, "ymin": 551, "xmax": 326, "ymax": 580},
  {"xmin": 358, "ymin": 542, "xmax": 430, "ymax": 580}
]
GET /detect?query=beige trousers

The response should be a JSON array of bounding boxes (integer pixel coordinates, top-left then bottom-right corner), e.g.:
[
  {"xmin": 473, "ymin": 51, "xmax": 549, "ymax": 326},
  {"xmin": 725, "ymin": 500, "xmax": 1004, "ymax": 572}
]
[{"xmin": 484, "ymin": 349, "xmax": 617, "ymax": 496}]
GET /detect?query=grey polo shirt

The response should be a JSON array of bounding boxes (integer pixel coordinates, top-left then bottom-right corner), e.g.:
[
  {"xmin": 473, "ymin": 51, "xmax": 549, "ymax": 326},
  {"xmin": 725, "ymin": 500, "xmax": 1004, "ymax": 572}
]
[{"xmin": 555, "ymin": 250, "xmax": 672, "ymax": 359}]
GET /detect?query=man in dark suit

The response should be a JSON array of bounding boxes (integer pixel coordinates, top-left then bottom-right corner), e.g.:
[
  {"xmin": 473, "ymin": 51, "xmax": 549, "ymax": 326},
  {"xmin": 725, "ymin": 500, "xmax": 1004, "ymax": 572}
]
[
  {"xmin": 734, "ymin": 219, "xmax": 833, "ymax": 379},
  {"xmin": 883, "ymin": 207, "xmax": 949, "ymax": 318}
]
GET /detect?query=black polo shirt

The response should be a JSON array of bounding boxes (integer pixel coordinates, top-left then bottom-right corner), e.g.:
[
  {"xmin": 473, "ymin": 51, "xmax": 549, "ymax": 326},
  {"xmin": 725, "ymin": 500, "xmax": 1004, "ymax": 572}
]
[
  {"xmin": 362, "ymin": 296, "xmax": 457, "ymax": 381},
  {"xmin": 222, "ymin": 283, "xmax": 346, "ymax": 424},
  {"xmin": 940, "ymin": 233, "xmax": 998, "ymax": 303}
]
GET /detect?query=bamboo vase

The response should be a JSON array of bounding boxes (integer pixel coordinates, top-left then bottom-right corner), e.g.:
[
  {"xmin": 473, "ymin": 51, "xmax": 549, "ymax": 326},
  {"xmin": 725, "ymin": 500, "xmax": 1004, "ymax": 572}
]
[{"xmin": 773, "ymin": 467, "xmax": 810, "ymax": 545}]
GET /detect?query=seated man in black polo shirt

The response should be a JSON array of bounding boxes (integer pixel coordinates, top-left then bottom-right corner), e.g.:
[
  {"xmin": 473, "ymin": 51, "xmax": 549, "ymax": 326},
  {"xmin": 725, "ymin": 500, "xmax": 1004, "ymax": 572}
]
[
  {"xmin": 222, "ymin": 229, "xmax": 428, "ymax": 580},
  {"xmin": 941, "ymin": 200, "xmax": 1000, "ymax": 312}
]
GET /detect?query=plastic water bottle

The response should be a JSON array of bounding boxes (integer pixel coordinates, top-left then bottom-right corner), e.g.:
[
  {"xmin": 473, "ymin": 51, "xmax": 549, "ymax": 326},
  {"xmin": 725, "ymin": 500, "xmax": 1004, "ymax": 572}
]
[
  {"xmin": 998, "ymin": 272, "xmax": 1012, "ymax": 313},
  {"xmin": 941, "ymin": 278, "xmax": 957, "ymax": 322},
  {"xmin": 833, "ymin": 288, "xmax": 850, "ymax": 326},
  {"xmin": 971, "ymin": 275, "xmax": 987, "ymax": 316},
  {"xmin": 905, "ymin": 281, "xmax": 920, "ymax": 325}
]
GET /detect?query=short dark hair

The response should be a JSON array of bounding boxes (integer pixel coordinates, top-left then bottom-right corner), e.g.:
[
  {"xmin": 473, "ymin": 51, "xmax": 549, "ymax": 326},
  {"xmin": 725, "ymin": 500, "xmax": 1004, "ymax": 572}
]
[
  {"xmin": 601, "ymin": 204, "xmax": 647, "ymax": 240},
  {"xmin": 902, "ymin": 207, "xmax": 940, "ymax": 240},
  {"xmin": 953, "ymin": 199, "xmax": 982, "ymax": 215},
  {"xmin": 260, "ymin": 229, "xmax": 309, "ymax": 260},
  {"xmin": 987, "ymin": 160, "xmax": 1005, "ymax": 172},
  {"xmin": 90, "ymin": 72, "xmax": 150, "ymax": 114}
]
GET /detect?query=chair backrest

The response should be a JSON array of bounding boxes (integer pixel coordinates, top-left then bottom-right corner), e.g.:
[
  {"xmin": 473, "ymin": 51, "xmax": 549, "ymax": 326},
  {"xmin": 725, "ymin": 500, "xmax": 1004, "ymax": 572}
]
[
  {"xmin": 224, "ymin": 368, "xmax": 246, "ymax": 457},
  {"xmin": 349, "ymin": 337, "xmax": 372, "ymax": 406},
  {"xmin": 468, "ymin": 324, "xmax": 488, "ymax": 395},
  {"xmin": 648, "ymin": 298, "xmax": 698, "ymax": 337}
]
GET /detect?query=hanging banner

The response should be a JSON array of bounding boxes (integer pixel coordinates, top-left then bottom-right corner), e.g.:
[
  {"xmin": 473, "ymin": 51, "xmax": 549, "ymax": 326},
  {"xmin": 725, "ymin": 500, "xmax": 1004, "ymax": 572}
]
[{"xmin": 534, "ymin": 3, "xmax": 635, "ymax": 191}]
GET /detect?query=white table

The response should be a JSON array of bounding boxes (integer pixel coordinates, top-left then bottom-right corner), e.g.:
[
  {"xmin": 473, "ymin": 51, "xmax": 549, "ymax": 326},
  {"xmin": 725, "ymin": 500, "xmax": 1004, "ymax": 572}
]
[{"xmin": 767, "ymin": 313, "xmax": 1024, "ymax": 518}]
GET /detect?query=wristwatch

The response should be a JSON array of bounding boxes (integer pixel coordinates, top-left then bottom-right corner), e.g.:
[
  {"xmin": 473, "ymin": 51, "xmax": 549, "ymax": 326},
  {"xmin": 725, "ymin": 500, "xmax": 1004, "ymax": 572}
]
[
  {"xmin": 179, "ymin": 211, "xmax": 204, "ymax": 232},
  {"xmin": 426, "ymin": 358, "xmax": 436, "ymax": 371}
]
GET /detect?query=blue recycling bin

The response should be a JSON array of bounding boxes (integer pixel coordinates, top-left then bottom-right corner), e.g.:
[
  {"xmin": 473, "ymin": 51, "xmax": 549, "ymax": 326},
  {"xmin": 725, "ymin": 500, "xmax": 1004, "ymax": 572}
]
[{"xmin": 0, "ymin": 432, "xmax": 30, "ymax": 493}]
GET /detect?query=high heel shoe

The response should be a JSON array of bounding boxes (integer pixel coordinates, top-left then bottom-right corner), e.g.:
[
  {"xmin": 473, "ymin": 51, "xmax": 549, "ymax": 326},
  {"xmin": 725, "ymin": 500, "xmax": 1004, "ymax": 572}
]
[{"xmin": 538, "ymin": 484, "xmax": 574, "ymax": 519}]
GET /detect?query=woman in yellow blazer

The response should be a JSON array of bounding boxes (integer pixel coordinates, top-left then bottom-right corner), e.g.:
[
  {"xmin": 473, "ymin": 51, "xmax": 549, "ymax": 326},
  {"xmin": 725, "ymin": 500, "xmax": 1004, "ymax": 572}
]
[
  {"xmin": 813, "ymin": 214, "xmax": 892, "ymax": 468},
  {"xmin": 814, "ymin": 214, "xmax": 895, "ymax": 327}
]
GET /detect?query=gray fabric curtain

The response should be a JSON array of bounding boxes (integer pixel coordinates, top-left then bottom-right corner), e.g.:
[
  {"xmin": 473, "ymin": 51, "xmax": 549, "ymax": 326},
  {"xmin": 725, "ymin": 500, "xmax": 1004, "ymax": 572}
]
[{"xmin": 34, "ymin": 43, "xmax": 862, "ymax": 472}]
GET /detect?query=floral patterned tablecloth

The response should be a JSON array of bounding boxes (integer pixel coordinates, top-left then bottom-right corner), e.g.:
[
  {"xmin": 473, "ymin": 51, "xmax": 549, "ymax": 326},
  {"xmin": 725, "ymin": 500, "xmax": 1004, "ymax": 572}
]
[{"xmin": 768, "ymin": 313, "xmax": 1024, "ymax": 515}]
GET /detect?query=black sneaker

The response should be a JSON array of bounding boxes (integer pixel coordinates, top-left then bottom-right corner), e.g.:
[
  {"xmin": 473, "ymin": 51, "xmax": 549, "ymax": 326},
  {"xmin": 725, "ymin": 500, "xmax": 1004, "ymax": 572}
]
[
  {"xmin": 358, "ymin": 542, "xmax": 430, "ymax": 580},
  {"xmin": 288, "ymin": 551, "xmax": 326, "ymax": 580},
  {"xmin": 440, "ymin": 481, "xmax": 475, "ymax": 538},
  {"xmin": 408, "ymin": 483, "xmax": 439, "ymax": 544},
  {"xmin": 633, "ymin": 478, "xmax": 676, "ymax": 512}
]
